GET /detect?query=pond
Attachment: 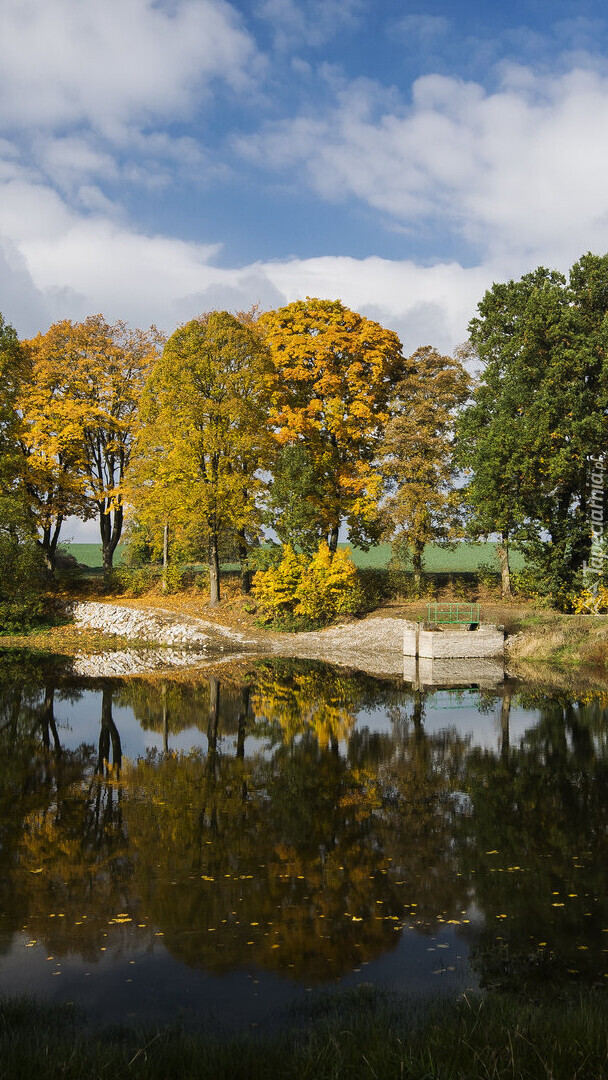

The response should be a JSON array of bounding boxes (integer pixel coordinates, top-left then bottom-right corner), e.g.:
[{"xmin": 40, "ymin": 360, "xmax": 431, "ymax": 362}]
[{"xmin": 1, "ymin": 649, "xmax": 607, "ymax": 1031}]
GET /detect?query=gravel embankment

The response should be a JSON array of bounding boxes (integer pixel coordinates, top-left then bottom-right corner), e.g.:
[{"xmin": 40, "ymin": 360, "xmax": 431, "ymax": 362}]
[{"xmin": 70, "ymin": 602, "xmax": 408, "ymax": 677}]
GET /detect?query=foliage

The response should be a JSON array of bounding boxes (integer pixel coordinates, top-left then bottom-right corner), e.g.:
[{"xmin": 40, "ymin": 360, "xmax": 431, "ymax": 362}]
[
  {"xmin": 457, "ymin": 254, "xmax": 608, "ymax": 604},
  {"xmin": 0, "ymin": 316, "xmax": 51, "ymax": 629},
  {"xmin": 253, "ymin": 541, "xmax": 364, "ymax": 625},
  {"xmin": 22, "ymin": 316, "xmax": 162, "ymax": 568},
  {"xmin": 263, "ymin": 443, "xmax": 327, "ymax": 554},
  {"xmin": 0, "ymin": 525, "xmax": 49, "ymax": 631},
  {"xmin": 0, "ymin": 314, "xmax": 27, "ymax": 498},
  {"xmin": 259, "ymin": 298, "xmax": 404, "ymax": 550},
  {"xmin": 381, "ymin": 345, "xmax": 470, "ymax": 595},
  {"xmin": 252, "ymin": 544, "xmax": 308, "ymax": 619},
  {"xmin": 130, "ymin": 311, "xmax": 273, "ymax": 603},
  {"xmin": 571, "ymin": 586, "xmax": 608, "ymax": 614}
]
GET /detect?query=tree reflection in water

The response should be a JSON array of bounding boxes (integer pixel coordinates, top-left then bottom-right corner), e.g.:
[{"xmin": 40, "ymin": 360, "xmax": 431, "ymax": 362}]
[{"xmin": 0, "ymin": 653, "xmax": 607, "ymax": 994}]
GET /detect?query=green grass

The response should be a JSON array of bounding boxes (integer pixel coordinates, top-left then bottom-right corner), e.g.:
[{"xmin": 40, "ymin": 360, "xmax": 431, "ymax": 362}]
[
  {"xmin": 60, "ymin": 541, "xmax": 527, "ymax": 573},
  {"xmin": 58, "ymin": 543, "xmax": 127, "ymax": 568},
  {"xmin": 346, "ymin": 541, "xmax": 527, "ymax": 571},
  {"xmin": 1, "ymin": 987, "xmax": 608, "ymax": 1079}
]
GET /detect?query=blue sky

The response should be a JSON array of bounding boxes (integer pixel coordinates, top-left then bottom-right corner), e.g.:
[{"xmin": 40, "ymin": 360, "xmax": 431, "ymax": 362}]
[{"xmin": 2, "ymin": 0, "xmax": 608, "ymax": 364}]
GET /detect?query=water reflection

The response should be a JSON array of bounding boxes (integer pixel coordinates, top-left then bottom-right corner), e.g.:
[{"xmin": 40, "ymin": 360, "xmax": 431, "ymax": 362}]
[{"xmin": 0, "ymin": 649, "xmax": 607, "ymax": 1023}]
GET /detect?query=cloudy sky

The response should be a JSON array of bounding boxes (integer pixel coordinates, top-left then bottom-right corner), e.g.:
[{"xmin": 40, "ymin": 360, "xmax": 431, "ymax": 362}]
[{"xmin": 2, "ymin": 0, "xmax": 608, "ymax": 360}]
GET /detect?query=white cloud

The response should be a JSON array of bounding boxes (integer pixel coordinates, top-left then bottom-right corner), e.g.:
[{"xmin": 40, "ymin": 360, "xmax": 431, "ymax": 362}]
[
  {"xmin": 0, "ymin": 159, "xmax": 492, "ymax": 353},
  {"xmin": 394, "ymin": 14, "xmax": 450, "ymax": 43},
  {"xmin": 256, "ymin": 0, "xmax": 363, "ymax": 49},
  {"xmin": 238, "ymin": 62, "xmax": 608, "ymax": 268},
  {"xmin": 0, "ymin": 0, "xmax": 261, "ymax": 137}
]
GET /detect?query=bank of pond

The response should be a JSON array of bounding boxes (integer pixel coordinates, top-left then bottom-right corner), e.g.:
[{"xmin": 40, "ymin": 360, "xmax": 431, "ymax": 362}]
[{"xmin": 0, "ymin": 649, "xmax": 607, "ymax": 1073}]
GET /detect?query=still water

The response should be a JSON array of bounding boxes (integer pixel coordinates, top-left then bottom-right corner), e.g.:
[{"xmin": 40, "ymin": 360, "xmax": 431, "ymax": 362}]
[{"xmin": 1, "ymin": 650, "xmax": 607, "ymax": 1030}]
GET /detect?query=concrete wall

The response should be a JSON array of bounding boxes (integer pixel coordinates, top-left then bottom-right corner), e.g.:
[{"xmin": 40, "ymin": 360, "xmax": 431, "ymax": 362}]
[
  {"xmin": 403, "ymin": 655, "xmax": 505, "ymax": 687},
  {"xmin": 404, "ymin": 623, "xmax": 504, "ymax": 659}
]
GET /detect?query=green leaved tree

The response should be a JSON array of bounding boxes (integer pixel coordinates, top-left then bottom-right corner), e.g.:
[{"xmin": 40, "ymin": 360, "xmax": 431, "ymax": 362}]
[{"xmin": 457, "ymin": 254, "xmax": 608, "ymax": 603}]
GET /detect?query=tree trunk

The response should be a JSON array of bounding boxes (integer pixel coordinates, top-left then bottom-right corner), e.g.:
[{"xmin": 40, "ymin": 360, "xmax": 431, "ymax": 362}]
[
  {"xmin": 328, "ymin": 523, "xmax": 339, "ymax": 553},
  {"xmin": 496, "ymin": 533, "xmax": 512, "ymax": 598},
  {"xmin": 162, "ymin": 681, "xmax": 169, "ymax": 754},
  {"xmin": 100, "ymin": 501, "xmax": 124, "ymax": 572},
  {"xmin": 39, "ymin": 517, "xmax": 63, "ymax": 571},
  {"xmin": 208, "ymin": 531, "xmax": 220, "ymax": 605},
  {"xmin": 412, "ymin": 539, "xmax": 424, "ymax": 598},
  {"xmin": 98, "ymin": 685, "xmax": 122, "ymax": 776},
  {"xmin": 38, "ymin": 686, "xmax": 62, "ymax": 755},
  {"xmin": 238, "ymin": 530, "xmax": 251, "ymax": 594},
  {"xmin": 207, "ymin": 677, "xmax": 220, "ymax": 782},
  {"xmin": 236, "ymin": 687, "xmax": 249, "ymax": 760},
  {"xmin": 500, "ymin": 687, "xmax": 511, "ymax": 762},
  {"xmin": 162, "ymin": 523, "xmax": 169, "ymax": 592}
]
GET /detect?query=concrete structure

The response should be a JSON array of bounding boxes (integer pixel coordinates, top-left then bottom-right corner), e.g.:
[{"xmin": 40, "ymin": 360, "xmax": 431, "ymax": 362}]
[
  {"xmin": 403, "ymin": 620, "xmax": 504, "ymax": 660},
  {"xmin": 403, "ymin": 655, "xmax": 504, "ymax": 688}
]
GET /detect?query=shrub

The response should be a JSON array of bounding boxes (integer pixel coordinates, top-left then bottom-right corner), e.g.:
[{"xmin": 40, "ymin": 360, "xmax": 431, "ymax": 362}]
[
  {"xmin": 571, "ymin": 586, "xmax": 608, "ymax": 614},
  {"xmin": 108, "ymin": 565, "xmax": 161, "ymax": 596},
  {"xmin": 252, "ymin": 545, "xmax": 308, "ymax": 619},
  {"xmin": 476, "ymin": 560, "xmax": 501, "ymax": 591},
  {"xmin": 253, "ymin": 542, "xmax": 364, "ymax": 626},
  {"xmin": 0, "ymin": 534, "xmax": 49, "ymax": 631}
]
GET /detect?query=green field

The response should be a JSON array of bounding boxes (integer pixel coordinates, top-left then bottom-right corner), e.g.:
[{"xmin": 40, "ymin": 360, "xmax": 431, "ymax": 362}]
[
  {"xmin": 58, "ymin": 543, "xmax": 126, "ymax": 568},
  {"xmin": 346, "ymin": 541, "xmax": 526, "ymax": 571},
  {"xmin": 59, "ymin": 541, "xmax": 525, "ymax": 572}
]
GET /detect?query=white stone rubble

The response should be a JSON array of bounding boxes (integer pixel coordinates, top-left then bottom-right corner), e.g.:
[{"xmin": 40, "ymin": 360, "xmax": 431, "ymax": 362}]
[{"xmin": 72, "ymin": 601, "xmax": 252, "ymax": 647}]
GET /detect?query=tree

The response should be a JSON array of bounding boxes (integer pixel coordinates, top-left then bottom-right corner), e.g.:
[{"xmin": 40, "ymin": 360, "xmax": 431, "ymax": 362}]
[
  {"xmin": 263, "ymin": 443, "xmax": 330, "ymax": 554},
  {"xmin": 22, "ymin": 316, "xmax": 162, "ymax": 569},
  {"xmin": 381, "ymin": 346, "xmax": 470, "ymax": 596},
  {"xmin": 0, "ymin": 313, "xmax": 49, "ymax": 627},
  {"xmin": 0, "ymin": 313, "xmax": 26, "ymax": 497},
  {"xmin": 457, "ymin": 255, "xmax": 608, "ymax": 602},
  {"xmin": 259, "ymin": 298, "xmax": 405, "ymax": 551},
  {"xmin": 131, "ymin": 311, "xmax": 273, "ymax": 604}
]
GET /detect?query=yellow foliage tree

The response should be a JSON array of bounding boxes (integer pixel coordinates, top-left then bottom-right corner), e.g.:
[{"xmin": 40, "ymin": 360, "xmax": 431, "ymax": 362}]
[
  {"xmin": 22, "ymin": 316, "xmax": 162, "ymax": 569},
  {"xmin": 259, "ymin": 299, "xmax": 405, "ymax": 550},
  {"xmin": 381, "ymin": 346, "xmax": 470, "ymax": 596},
  {"xmin": 129, "ymin": 311, "xmax": 274, "ymax": 604}
]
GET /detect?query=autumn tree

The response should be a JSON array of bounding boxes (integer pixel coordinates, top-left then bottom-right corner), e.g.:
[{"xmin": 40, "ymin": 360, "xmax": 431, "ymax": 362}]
[
  {"xmin": 381, "ymin": 346, "xmax": 470, "ymax": 596},
  {"xmin": 130, "ymin": 311, "xmax": 273, "ymax": 604},
  {"xmin": 259, "ymin": 299, "xmax": 405, "ymax": 551},
  {"xmin": 22, "ymin": 316, "xmax": 162, "ymax": 569}
]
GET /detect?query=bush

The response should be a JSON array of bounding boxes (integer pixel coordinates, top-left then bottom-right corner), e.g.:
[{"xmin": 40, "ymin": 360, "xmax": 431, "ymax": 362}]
[
  {"xmin": 571, "ymin": 585, "xmax": 608, "ymax": 614},
  {"xmin": 253, "ymin": 542, "xmax": 364, "ymax": 626},
  {"xmin": 511, "ymin": 566, "xmax": 556, "ymax": 606},
  {"xmin": 108, "ymin": 565, "xmax": 161, "ymax": 596},
  {"xmin": 0, "ymin": 535, "xmax": 49, "ymax": 631},
  {"xmin": 476, "ymin": 560, "xmax": 501, "ymax": 591}
]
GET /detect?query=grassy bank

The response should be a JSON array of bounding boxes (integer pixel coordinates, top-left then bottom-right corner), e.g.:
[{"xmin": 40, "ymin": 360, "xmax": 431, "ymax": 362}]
[
  {"xmin": 2, "ymin": 987, "xmax": 608, "ymax": 1080},
  {"xmin": 506, "ymin": 611, "xmax": 608, "ymax": 670}
]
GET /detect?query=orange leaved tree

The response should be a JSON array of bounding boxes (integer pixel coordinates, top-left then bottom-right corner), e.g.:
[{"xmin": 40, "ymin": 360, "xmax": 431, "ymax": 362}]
[{"xmin": 259, "ymin": 298, "xmax": 405, "ymax": 551}]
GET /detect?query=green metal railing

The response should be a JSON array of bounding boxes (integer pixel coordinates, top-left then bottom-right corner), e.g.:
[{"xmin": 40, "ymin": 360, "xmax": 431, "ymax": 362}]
[{"xmin": 427, "ymin": 602, "xmax": 480, "ymax": 626}]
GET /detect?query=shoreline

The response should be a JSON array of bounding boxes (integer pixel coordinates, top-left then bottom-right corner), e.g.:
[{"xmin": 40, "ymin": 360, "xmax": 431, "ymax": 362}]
[
  {"xmin": 3, "ymin": 596, "xmax": 608, "ymax": 686},
  {"xmin": 2, "ymin": 596, "xmax": 608, "ymax": 689}
]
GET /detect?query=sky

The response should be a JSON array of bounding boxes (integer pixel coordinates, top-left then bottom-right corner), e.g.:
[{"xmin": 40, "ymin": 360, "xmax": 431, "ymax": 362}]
[{"xmin": 4, "ymin": 0, "xmax": 608, "ymax": 364}]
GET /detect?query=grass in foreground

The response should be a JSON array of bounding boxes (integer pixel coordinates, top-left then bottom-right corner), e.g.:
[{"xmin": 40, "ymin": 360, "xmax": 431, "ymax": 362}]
[{"xmin": 2, "ymin": 987, "xmax": 608, "ymax": 1080}]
